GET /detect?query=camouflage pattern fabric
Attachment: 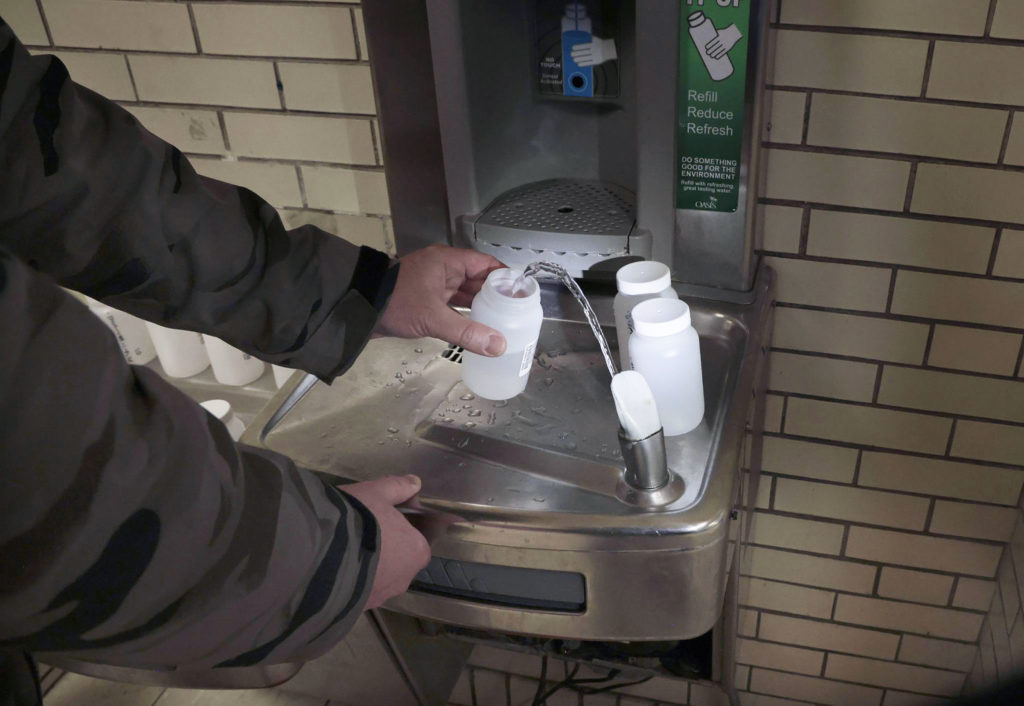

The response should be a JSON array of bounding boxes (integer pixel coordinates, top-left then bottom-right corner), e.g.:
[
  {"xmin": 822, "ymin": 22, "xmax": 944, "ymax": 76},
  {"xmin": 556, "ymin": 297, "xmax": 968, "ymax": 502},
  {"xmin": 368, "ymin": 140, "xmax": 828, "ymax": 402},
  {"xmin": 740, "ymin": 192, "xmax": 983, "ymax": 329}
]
[{"xmin": 0, "ymin": 14, "xmax": 397, "ymax": 686}]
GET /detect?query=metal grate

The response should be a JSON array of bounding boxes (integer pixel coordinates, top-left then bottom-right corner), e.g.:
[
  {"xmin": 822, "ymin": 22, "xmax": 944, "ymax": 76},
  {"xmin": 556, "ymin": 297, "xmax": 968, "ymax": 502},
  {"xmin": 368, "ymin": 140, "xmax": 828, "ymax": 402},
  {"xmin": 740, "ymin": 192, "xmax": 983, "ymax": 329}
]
[
  {"xmin": 476, "ymin": 179, "xmax": 635, "ymax": 237},
  {"xmin": 440, "ymin": 344, "xmax": 464, "ymax": 364}
]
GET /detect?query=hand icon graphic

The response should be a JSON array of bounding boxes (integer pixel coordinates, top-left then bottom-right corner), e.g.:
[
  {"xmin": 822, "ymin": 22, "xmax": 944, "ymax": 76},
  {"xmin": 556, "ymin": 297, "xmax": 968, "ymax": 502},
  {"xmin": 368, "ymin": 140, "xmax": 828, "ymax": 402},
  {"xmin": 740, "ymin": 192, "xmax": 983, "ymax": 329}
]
[
  {"xmin": 570, "ymin": 36, "xmax": 618, "ymax": 67},
  {"xmin": 704, "ymin": 24, "xmax": 742, "ymax": 60}
]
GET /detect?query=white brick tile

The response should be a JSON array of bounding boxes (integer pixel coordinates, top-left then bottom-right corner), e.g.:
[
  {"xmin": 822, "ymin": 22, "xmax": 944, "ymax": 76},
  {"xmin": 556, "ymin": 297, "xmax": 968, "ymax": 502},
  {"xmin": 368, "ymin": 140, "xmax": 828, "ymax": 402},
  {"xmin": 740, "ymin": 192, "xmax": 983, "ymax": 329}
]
[
  {"xmin": 690, "ymin": 681, "xmax": 728, "ymax": 706},
  {"xmin": 764, "ymin": 257, "xmax": 892, "ymax": 312},
  {"xmin": 992, "ymin": 0, "xmax": 1024, "ymax": 39},
  {"xmin": 614, "ymin": 675, "xmax": 689, "ymax": 703},
  {"xmin": 353, "ymin": 7, "xmax": 367, "ymax": 61},
  {"xmin": 758, "ymin": 613, "xmax": 898, "ymax": 660},
  {"xmin": 764, "ymin": 150, "xmax": 910, "ymax": 210},
  {"xmin": 472, "ymin": 669, "xmax": 507, "ymax": 706},
  {"xmin": 739, "ymin": 608, "xmax": 759, "ymax": 637},
  {"xmin": 912, "ymin": 163, "xmax": 1024, "ymax": 226},
  {"xmin": 748, "ymin": 668, "xmax": 883, "ymax": 706},
  {"xmin": 191, "ymin": 159, "xmax": 302, "ymax": 208},
  {"xmin": 846, "ymin": 526, "xmax": 1002, "ymax": 578},
  {"xmin": 736, "ymin": 639, "xmax": 823, "ymax": 676},
  {"xmin": 899, "ymin": 635, "xmax": 981, "ymax": 672},
  {"xmin": 743, "ymin": 546, "xmax": 876, "ymax": 594},
  {"xmin": 807, "ymin": 210, "xmax": 994, "ymax": 274},
  {"xmin": 739, "ymin": 691, "xmax": 813, "ymax": 706},
  {"xmin": 749, "ymin": 512, "xmax": 844, "ymax": 555},
  {"xmin": 193, "ymin": 4, "xmax": 355, "ymax": 59},
  {"xmin": 769, "ymin": 352, "xmax": 877, "ymax": 402},
  {"xmin": 278, "ymin": 210, "xmax": 386, "ymax": 251},
  {"xmin": 877, "ymin": 567, "xmax": 952, "ymax": 606},
  {"xmin": 1005, "ymin": 117, "xmax": 1024, "ymax": 168},
  {"xmin": 47, "ymin": 51, "xmax": 133, "ymax": 101},
  {"xmin": 953, "ymin": 577, "xmax": 997, "ymax": 611},
  {"xmin": 930, "ymin": 501, "xmax": 1019, "ymax": 542},
  {"xmin": 130, "ymin": 56, "xmax": 279, "ymax": 110},
  {"xmin": 834, "ymin": 594, "xmax": 984, "ymax": 641},
  {"xmin": 891, "ymin": 270, "xmax": 1024, "ymax": 330},
  {"xmin": 224, "ymin": 113, "xmax": 375, "ymax": 165},
  {"xmin": 780, "ymin": 0, "xmax": 989, "ymax": 35},
  {"xmin": 740, "ymin": 577, "xmax": 835, "ymax": 620},
  {"xmin": 825, "ymin": 654, "xmax": 964, "ymax": 697},
  {"xmin": 764, "ymin": 90, "xmax": 805, "ymax": 145},
  {"xmin": 928, "ymin": 42, "xmax": 1024, "ymax": 105},
  {"xmin": 784, "ymin": 398, "xmax": 952, "ymax": 455},
  {"xmin": 759, "ymin": 205, "xmax": 802, "ymax": 254},
  {"xmin": 993, "ymin": 228, "xmax": 1024, "ymax": 280},
  {"xmin": 772, "ymin": 30, "xmax": 927, "ymax": 97},
  {"xmin": 882, "ymin": 691, "xmax": 952, "ymax": 706},
  {"xmin": 41, "ymin": 0, "xmax": 195, "ymax": 52},
  {"xmin": 859, "ymin": 452, "xmax": 1023, "ymax": 507},
  {"xmin": 45, "ymin": 673, "xmax": 163, "ymax": 706},
  {"xmin": 878, "ymin": 366, "xmax": 1024, "ymax": 424},
  {"xmin": 928, "ymin": 325, "xmax": 1023, "ymax": 377},
  {"xmin": 279, "ymin": 62, "xmax": 375, "ymax": 114},
  {"xmin": 301, "ymin": 166, "xmax": 390, "ymax": 214},
  {"xmin": 772, "ymin": 308, "xmax": 928, "ymax": 365},
  {"xmin": 952, "ymin": 420, "xmax": 1024, "ymax": 466},
  {"xmin": 765, "ymin": 395, "xmax": 784, "ymax": 434},
  {"xmin": 808, "ymin": 94, "xmax": 1005, "ymax": 163},
  {"xmin": 449, "ymin": 670, "xmax": 472, "ymax": 706},
  {"xmin": 762, "ymin": 436, "xmax": 859, "ymax": 484},
  {"xmin": 775, "ymin": 478, "xmax": 929, "ymax": 531},
  {"xmin": 124, "ymin": 106, "xmax": 225, "ymax": 155},
  {"xmin": 6, "ymin": 0, "xmax": 48, "ymax": 45}
]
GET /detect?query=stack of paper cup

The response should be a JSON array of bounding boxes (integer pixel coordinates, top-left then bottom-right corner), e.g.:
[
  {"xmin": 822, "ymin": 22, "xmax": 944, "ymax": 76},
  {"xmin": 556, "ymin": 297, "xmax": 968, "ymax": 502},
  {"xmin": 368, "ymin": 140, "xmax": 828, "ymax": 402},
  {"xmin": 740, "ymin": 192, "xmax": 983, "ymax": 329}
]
[
  {"xmin": 203, "ymin": 335, "xmax": 265, "ymax": 386},
  {"xmin": 145, "ymin": 323, "xmax": 210, "ymax": 378}
]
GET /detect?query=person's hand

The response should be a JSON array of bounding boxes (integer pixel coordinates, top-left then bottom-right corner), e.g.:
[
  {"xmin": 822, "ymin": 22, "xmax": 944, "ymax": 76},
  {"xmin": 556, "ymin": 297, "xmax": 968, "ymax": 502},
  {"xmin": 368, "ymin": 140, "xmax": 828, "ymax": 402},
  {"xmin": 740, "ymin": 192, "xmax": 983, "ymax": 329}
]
[
  {"xmin": 374, "ymin": 245, "xmax": 507, "ymax": 357},
  {"xmin": 342, "ymin": 475, "xmax": 432, "ymax": 610}
]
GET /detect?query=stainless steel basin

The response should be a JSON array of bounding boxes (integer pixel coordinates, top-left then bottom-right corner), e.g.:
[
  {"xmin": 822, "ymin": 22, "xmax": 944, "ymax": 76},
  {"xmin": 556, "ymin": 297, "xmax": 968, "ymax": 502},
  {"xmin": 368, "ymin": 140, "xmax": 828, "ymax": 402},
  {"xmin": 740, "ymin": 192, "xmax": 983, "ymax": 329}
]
[{"xmin": 245, "ymin": 267, "xmax": 773, "ymax": 642}]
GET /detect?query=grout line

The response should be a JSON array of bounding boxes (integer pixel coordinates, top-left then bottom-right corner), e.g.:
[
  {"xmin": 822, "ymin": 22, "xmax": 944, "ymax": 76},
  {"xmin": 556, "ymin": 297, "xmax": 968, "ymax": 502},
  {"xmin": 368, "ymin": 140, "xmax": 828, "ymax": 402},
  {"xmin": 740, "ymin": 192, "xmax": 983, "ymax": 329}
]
[
  {"xmin": 469, "ymin": 667, "xmax": 477, "ymax": 706},
  {"xmin": 921, "ymin": 324, "xmax": 936, "ymax": 367},
  {"xmin": 779, "ymin": 395, "xmax": 789, "ymax": 434},
  {"xmin": 767, "ymin": 475, "xmax": 776, "ymax": 511},
  {"xmin": 944, "ymin": 419, "xmax": 958, "ymax": 457},
  {"xmin": 902, "ymin": 162, "xmax": 918, "ymax": 212},
  {"xmin": 33, "ymin": 0, "xmax": 54, "ymax": 46},
  {"xmin": 852, "ymin": 450, "xmax": 864, "ymax": 486},
  {"xmin": 924, "ymin": 497, "xmax": 937, "ymax": 533},
  {"xmin": 986, "ymin": 0, "xmax": 999, "ymax": 37},
  {"xmin": 998, "ymin": 111, "xmax": 1016, "ymax": 165},
  {"xmin": 756, "ymin": 195, "xmax": 1024, "ymax": 231},
  {"xmin": 123, "ymin": 54, "xmax": 141, "ymax": 102},
  {"xmin": 369, "ymin": 118, "xmax": 383, "ymax": 166},
  {"xmin": 884, "ymin": 267, "xmax": 898, "ymax": 314},
  {"xmin": 187, "ymin": 3, "xmax": 203, "ymax": 54},
  {"xmin": 986, "ymin": 228, "xmax": 1004, "ymax": 276},
  {"xmin": 216, "ymin": 111, "xmax": 232, "ymax": 153},
  {"xmin": 840, "ymin": 523, "xmax": 852, "ymax": 557},
  {"xmin": 295, "ymin": 165, "xmax": 310, "ymax": 208},
  {"xmin": 771, "ymin": 300, "xmax": 1024, "ymax": 338},
  {"xmin": 764, "ymin": 82, "xmax": 1024, "ymax": 116},
  {"xmin": 949, "ymin": 575, "xmax": 961, "ymax": 607},
  {"xmin": 820, "ymin": 651, "xmax": 828, "ymax": 678},
  {"xmin": 273, "ymin": 61, "xmax": 287, "ymax": 111},
  {"xmin": 871, "ymin": 365, "xmax": 884, "ymax": 405},
  {"xmin": 797, "ymin": 205, "xmax": 811, "ymax": 254},
  {"xmin": 920, "ymin": 40, "xmax": 936, "ymax": 98},
  {"xmin": 349, "ymin": 6, "xmax": 364, "ymax": 61},
  {"xmin": 800, "ymin": 91, "xmax": 813, "ymax": 145},
  {"xmin": 147, "ymin": 688, "xmax": 167, "ymax": 706}
]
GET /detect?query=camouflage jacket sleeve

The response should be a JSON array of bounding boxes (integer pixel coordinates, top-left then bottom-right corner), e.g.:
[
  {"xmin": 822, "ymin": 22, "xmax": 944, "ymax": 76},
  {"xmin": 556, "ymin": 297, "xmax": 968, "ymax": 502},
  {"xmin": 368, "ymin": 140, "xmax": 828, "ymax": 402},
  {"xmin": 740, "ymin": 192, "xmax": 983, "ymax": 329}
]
[{"xmin": 0, "ymin": 18, "xmax": 387, "ymax": 668}]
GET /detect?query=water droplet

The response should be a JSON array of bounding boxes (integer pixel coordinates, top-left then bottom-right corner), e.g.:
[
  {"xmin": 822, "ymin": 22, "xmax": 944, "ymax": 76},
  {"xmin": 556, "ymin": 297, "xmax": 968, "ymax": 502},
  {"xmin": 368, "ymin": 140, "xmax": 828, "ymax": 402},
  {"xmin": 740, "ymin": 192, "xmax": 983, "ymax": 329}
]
[
  {"xmin": 464, "ymin": 422, "xmax": 477, "ymax": 428},
  {"xmin": 494, "ymin": 400, "xmax": 509, "ymax": 408},
  {"xmin": 406, "ymin": 440, "xmax": 413, "ymax": 447},
  {"xmin": 377, "ymin": 440, "xmax": 385, "ymax": 445},
  {"xmin": 544, "ymin": 378, "xmax": 554, "ymax": 386},
  {"xmin": 568, "ymin": 442, "xmax": 578, "ymax": 450},
  {"xmin": 414, "ymin": 347, "xmax": 423, "ymax": 354},
  {"xmin": 401, "ymin": 360, "xmax": 407, "ymax": 366},
  {"xmin": 486, "ymin": 496, "xmax": 495, "ymax": 503},
  {"xmin": 572, "ymin": 408, "xmax": 581, "ymax": 414},
  {"xmin": 532, "ymin": 496, "xmax": 547, "ymax": 503},
  {"xmin": 406, "ymin": 370, "xmax": 413, "ymax": 375},
  {"xmin": 487, "ymin": 412, "xmax": 497, "ymax": 425},
  {"xmin": 386, "ymin": 426, "xmax": 399, "ymax": 434},
  {"xmin": 394, "ymin": 393, "xmax": 401, "ymax": 398},
  {"xmin": 395, "ymin": 373, "xmax": 404, "ymax": 379},
  {"xmin": 468, "ymin": 409, "xmax": 482, "ymax": 417},
  {"xmin": 463, "ymin": 403, "xmax": 472, "ymax": 409},
  {"xmin": 559, "ymin": 431, "xmax": 569, "ymax": 440},
  {"xmin": 457, "ymin": 437, "xmax": 470, "ymax": 448},
  {"xmin": 443, "ymin": 417, "xmax": 455, "ymax": 424},
  {"xmin": 460, "ymin": 393, "xmax": 475, "ymax": 401}
]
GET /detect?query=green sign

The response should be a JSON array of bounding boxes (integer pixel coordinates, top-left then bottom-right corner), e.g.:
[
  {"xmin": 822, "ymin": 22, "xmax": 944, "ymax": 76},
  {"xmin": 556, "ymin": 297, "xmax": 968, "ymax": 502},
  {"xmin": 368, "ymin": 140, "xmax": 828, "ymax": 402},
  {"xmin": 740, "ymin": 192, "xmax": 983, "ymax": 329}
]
[{"xmin": 676, "ymin": 0, "xmax": 752, "ymax": 212}]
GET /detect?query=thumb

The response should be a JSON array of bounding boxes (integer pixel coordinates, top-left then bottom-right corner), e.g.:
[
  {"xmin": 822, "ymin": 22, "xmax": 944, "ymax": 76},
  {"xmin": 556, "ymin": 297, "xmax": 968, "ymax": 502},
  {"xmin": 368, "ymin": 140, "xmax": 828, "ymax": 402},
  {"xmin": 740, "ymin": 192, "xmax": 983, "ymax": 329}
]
[
  {"xmin": 433, "ymin": 307, "xmax": 507, "ymax": 357},
  {"xmin": 368, "ymin": 474, "xmax": 422, "ymax": 506}
]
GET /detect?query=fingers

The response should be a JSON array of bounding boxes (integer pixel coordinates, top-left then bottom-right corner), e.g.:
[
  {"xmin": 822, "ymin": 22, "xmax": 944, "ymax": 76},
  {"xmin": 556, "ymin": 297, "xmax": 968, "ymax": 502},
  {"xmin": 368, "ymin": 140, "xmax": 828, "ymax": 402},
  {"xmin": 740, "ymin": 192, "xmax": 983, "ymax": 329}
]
[
  {"xmin": 357, "ymin": 474, "xmax": 423, "ymax": 506},
  {"xmin": 454, "ymin": 249, "xmax": 506, "ymax": 282},
  {"xmin": 432, "ymin": 307, "xmax": 506, "ymax": 357}
]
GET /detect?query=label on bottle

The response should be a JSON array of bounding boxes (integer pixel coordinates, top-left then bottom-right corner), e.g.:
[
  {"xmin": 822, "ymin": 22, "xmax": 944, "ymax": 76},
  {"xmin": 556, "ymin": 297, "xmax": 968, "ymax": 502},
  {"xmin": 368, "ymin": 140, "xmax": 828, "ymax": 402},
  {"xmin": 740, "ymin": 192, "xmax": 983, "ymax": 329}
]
[
  {"xmin": 676, "ymin": 0, "xmax": 752, "ymax": 212},
  {"xmin": 519, "ymin": 342, "xmax": 537, "ymax": 376}
]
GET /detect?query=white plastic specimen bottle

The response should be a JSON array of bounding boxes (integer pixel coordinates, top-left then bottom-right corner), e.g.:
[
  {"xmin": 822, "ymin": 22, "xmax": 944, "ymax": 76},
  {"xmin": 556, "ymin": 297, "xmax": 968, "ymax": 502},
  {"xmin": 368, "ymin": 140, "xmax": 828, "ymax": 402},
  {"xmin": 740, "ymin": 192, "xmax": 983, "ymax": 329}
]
[
  {"xmin": 628, "ymin": 298, "xmax": 704, "ymax": 436},
  {"xmin": 613, "ymin": 261, "xmax": 678, "ymax": 371},
  {"xmin": 688, "ymin": 11, "xmax": 733, "ymax": 81},
  {"xmin": 271, "ymin": 364, "xmax": 294, "ymax": 389},
  {"xmin": 200, "ymin": 399, "xmax": 246, "ymax": 441},
  {"xmin": 462, "ymin": 268, "xmax": 543, "ymax": 400},
  {"xmin": 84, "ymin": 297, "xmax": 157, "ymax": 365},
  {"xmin": 145, "ymin": 322, "xmax": 210, "ymax": 378},
  {"xmin": 202, "ymin": 335, "xmax": 265, "ymax": 386}
]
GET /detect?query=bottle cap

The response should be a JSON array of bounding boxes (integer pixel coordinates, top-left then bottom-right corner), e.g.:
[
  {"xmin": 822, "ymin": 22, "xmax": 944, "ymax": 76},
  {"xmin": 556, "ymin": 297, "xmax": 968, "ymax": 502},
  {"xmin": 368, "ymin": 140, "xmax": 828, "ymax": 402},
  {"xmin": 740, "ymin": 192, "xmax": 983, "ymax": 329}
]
[
  {"xmin": 616, "ymin": 261, "xmax": 672, "ymax": 296},
  {"xmin": 632, "ymin": 299, "xmax": 691, "ymax": 337},
  {"xmin": 200, "ymin": 399, "xmax": 232, "ymax": 421},
  {"xmin": 688, "ymin": 10, "xmax": 707, "ymax": 27}
]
